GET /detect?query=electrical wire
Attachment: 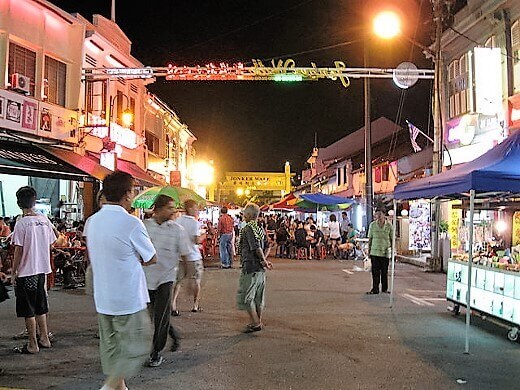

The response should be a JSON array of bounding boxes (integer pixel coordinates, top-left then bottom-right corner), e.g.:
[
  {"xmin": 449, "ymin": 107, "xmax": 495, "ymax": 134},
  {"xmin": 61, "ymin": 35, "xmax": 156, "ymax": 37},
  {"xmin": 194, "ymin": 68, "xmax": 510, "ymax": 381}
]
[{"xmin": 176, "ymin": 0, "xmax": 317, "ymax": 55}]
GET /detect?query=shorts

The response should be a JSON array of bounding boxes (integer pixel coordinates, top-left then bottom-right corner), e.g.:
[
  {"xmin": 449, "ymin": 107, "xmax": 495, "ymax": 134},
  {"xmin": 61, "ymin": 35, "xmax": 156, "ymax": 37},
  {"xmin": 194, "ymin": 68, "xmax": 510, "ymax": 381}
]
[
  {"xmin": 15, "ymin": 273, "xmax": 48, "ymax": 318},
  {"xmin": 329, "ymin": 237, "xmax": 341, "ymax": 242},
  {"xmin": 176, "ymin": 260, "xmax": 203, "ymax": 283},
  {"xmin": 237, "ymin": 271, "xmax": 266, "ymax": 311},
  {"xmin": 98, "ymin": 309, "xmax": 152, "ymax": 378}
]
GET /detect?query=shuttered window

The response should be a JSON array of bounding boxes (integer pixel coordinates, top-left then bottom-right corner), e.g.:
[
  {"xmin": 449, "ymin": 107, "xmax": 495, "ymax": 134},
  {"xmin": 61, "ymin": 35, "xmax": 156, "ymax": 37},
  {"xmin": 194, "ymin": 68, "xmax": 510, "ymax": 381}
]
[
  {"xmin": 44, "ymin": 56, "xmax": 67, "ymax": 106},
  {"xmin": 8, "ymin": 42, "xmax": 36, "ymax": 96}
]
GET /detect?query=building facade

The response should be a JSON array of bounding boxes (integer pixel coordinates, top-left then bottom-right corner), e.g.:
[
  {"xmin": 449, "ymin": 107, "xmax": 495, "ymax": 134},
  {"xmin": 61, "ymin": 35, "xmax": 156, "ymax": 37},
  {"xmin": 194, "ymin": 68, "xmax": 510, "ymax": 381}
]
[{"xmin": 0, "ymin": 0, "xmax": 198, "ymax": 220}]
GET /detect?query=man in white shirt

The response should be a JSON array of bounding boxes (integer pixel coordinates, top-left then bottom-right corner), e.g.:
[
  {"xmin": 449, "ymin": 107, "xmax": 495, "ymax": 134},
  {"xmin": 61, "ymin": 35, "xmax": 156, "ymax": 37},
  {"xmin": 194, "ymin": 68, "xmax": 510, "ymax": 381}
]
[
  {"xmin": 143, "ymin": 194, "xmax": 190, "ymax": 367},
  {"xmin": 11, "ymin": 186, "xmax": 57, "ymax": 354},
  {"xmin": 171, "ymin": 199, "xmax": 205, "ymax": 314},
  {"xmin": 84, "ymin": 171, "xmax": 157, "ymax": 390}
]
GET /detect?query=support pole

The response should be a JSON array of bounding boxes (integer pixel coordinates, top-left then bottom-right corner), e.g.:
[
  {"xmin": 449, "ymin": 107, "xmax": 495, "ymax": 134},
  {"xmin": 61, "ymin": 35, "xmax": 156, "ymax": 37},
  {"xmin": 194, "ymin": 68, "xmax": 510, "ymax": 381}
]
[
  {"xmin": 364, "ymin": 42, "xmax": 373, "ymax": 230},
  {"xmin": 431, "ymin": 0, "xmax": 443, "ymax": 261},
  {"xmin": 390, "ymin": 199, "xmax": 397, "ymax": 308},
  {"xmin": 464, "ymin": 189, "xmax": 475, "ymax": 354}
]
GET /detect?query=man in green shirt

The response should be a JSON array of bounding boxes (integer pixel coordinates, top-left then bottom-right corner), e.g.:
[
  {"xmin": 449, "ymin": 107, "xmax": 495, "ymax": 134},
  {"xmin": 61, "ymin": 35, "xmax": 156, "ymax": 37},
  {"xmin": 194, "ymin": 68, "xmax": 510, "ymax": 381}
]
[{"xmin": 366, "ymin": 209, "xmax": 393, "ymax": 294}]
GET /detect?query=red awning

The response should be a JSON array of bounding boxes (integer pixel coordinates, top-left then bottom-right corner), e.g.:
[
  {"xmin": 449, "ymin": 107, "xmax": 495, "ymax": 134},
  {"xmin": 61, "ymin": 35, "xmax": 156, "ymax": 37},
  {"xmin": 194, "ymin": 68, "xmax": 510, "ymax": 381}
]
[
  {"xmin": 86, "ymin": 153, "xmax": 165, "ymax": 187},
  {"xmin": 115, "ymin": 159, "xmax": 166, "ymax": 187},
  {"xmin": 271, "ymin": 192, "xmax": 297, "ymax": 210},
  {"xmin": 40, "ymin": 146, "xmax": 111, "ymax": 181}
]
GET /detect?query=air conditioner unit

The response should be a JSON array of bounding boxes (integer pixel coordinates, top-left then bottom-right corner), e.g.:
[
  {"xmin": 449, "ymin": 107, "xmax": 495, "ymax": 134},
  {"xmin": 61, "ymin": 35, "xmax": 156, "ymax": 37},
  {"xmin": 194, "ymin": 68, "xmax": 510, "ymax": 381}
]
[{"xmin": 11, "ymin": 73, "xmax": 31, "ymax": 94}]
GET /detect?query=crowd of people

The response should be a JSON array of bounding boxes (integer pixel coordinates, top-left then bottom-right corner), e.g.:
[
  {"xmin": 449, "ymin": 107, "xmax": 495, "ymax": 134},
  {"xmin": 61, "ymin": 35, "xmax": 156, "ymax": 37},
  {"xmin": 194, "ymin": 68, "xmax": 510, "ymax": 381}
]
[{"xmin": 0, "ymin": 172, "xmax": 394, "ymax": 390}]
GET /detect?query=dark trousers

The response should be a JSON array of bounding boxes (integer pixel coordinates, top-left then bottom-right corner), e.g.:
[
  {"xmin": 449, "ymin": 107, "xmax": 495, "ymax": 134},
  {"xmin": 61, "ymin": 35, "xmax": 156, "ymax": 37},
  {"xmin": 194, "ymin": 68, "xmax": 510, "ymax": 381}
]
[
  {"xmin": 148, "ymin": 282, "xmax": 178, "ymax": 356},
  {"xmin": 370, "ymin": 256, "xmax": 389, "ymax": 293}
]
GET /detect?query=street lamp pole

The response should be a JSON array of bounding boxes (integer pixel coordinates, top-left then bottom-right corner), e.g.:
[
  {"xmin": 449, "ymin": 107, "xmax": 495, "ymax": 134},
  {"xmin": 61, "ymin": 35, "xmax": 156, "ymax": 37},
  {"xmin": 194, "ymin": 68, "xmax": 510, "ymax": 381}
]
[{"xmin": 364, "ymin": 40, "xmax": 373, "ymax": 229}]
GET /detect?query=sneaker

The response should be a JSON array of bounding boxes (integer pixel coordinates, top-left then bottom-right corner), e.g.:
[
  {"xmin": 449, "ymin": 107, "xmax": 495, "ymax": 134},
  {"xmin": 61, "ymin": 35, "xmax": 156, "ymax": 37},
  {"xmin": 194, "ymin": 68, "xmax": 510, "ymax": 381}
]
[{"xmin": 148, "ymin": 355, "xmax": 164, "ymax": 367}]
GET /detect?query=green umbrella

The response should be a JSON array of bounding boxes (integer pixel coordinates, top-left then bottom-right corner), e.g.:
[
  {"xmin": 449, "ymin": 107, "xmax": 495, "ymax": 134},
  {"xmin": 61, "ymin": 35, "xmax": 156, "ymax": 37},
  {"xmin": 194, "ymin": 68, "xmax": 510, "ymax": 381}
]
[{"xmin": 132, "ymin": 185, "xmax": 206, "ymax": 209}]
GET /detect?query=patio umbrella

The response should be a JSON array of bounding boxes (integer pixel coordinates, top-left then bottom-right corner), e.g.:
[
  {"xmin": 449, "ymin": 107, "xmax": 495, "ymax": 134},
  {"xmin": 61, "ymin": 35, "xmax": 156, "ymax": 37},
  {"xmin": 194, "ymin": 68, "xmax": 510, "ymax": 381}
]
[{"xmin": 132, "ymin": 185, "xmax": 206, "ymax": 209}]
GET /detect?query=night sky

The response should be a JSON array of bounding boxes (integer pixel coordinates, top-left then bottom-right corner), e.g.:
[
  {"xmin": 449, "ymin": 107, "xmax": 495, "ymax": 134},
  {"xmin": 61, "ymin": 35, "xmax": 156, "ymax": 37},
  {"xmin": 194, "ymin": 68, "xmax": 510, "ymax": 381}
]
[{"xmin": 49, "ymin": 0, "xmax": 434, "ymax": 178}]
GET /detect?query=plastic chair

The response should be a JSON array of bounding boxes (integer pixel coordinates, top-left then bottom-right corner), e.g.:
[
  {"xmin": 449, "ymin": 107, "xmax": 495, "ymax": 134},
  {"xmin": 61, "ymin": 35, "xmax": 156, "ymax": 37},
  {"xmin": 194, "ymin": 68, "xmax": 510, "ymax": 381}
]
[
  {"xmin": 318, "ymin": 245, "xmax": 327, "ymax": 260},
  {"xmin": 296, "ymin": 247, "xmax": 307, "ymax": 260}
]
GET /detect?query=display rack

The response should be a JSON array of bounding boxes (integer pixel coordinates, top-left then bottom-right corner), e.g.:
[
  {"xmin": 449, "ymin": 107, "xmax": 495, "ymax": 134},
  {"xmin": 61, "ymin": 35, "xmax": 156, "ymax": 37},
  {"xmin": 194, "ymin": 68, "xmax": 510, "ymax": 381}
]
[{"xmin": 447, "ymin": 259, "xmax": 520, "ymax": 341}]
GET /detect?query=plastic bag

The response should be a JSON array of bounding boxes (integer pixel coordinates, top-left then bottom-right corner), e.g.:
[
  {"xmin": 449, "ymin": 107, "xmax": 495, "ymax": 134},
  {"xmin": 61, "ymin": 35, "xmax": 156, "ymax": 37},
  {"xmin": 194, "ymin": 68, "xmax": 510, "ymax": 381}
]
[{"xmin": 364, "ymin": 257, "xmax": 372, "ymax": 272}]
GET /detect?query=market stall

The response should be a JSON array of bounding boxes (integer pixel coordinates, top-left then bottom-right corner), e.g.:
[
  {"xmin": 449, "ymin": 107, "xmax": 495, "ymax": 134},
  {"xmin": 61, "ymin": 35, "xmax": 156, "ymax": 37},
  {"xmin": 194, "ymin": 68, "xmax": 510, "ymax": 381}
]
[{"xmin": 393, "ymin": 130, "xmax": 520, "ymax": 351}]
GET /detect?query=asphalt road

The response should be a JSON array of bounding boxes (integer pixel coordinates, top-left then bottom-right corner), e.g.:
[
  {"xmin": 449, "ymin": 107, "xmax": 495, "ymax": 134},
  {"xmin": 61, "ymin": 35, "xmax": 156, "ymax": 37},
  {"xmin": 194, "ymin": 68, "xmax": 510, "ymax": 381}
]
[{"xmin": 1, "ymin": 258, "xmax": 519, "ymax": 390}]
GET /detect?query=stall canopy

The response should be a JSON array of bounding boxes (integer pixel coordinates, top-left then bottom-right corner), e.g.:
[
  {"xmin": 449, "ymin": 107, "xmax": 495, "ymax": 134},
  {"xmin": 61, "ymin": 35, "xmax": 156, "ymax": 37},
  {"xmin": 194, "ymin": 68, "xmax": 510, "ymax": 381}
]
[
  {"xmin": 394, "ymin": 130, "xmax": 520, "ymax": 200},
  {"xmin": 295, "ymin": 193, "xmax": 355, "ymax": 211},
  {"xmin": 271, "ymin": 192, "xmax": 297, "ymax": 210}
]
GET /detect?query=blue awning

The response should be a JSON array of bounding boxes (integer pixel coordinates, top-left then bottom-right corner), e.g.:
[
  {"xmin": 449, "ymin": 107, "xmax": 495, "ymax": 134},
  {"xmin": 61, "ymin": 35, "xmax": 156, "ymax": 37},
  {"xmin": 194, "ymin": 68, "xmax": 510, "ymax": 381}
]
[
  {"xmin": 299, "ymin": 193, "xmax": 355, "ymax": 205},
  {"xmin": 393, "ymin": 130, "xmax": 520, "ymax": 200}
]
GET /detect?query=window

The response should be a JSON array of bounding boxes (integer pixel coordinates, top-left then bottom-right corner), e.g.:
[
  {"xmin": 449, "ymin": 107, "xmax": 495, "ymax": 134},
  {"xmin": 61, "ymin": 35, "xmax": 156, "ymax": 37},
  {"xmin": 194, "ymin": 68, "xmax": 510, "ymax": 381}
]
[
  {"xmin": 513, "ymin": 20, "xmax": 520, "ymax": 93},
  {"xmin": 86, "ymin": 80, "xmax": 106, "ymax": 121},
  {"xmin": 484, "ymin": 35, "xmax": 496, "ymax": 48},
  {"xmin": 8, "ymin": 42, "xmax": 36, "ymax": 96},
  {"xmin": 448, "ymin": 53, "xmax": 470, "ymax": 118},
  {"xmin": 44, "ymin": 56, "xmax": 67, "ymax": 106},
  {"xmin": 145, "ymin": 131, "xmax": 159, "ymax": 154}
]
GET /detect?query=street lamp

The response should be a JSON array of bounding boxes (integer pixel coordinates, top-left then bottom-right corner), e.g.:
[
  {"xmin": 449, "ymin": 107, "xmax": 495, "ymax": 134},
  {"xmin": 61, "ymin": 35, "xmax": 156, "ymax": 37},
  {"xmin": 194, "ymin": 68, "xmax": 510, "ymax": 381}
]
[
  {"xmin": 101, "ymin": 92, "xmax": 134, "ymax": 171},
  {"xmin": 364, "ymin": 10, "xmax": 402, "ymax": 228}
]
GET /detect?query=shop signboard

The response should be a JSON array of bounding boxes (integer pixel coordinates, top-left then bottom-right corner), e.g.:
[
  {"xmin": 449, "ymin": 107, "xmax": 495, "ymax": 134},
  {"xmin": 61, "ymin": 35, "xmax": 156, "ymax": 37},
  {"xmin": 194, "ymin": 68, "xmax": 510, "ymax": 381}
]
[
  {"xmin": 508, "ymin": 94, "xmax": 520, "ymax": 130},
  {"xmin": 449, "ymin": 201, "xmax": 462, "ymax": 252},
  {"xmin": 408, "ymin": 199, "xmax": 431, "ymax": 251},
  {"xmin": 473, "ymin": 47, "xmax": 502, "ymax": 116},
  {"xmin": 443, "ymin": 113, "xmax": 506, "ymax": 166},
  {"xmin": 0, "ymin": 89, "xmax": 78, "ymax": 143},
  {"xmin": 513, "ymin": 211, "xmax": 520, "ymax": 247}
]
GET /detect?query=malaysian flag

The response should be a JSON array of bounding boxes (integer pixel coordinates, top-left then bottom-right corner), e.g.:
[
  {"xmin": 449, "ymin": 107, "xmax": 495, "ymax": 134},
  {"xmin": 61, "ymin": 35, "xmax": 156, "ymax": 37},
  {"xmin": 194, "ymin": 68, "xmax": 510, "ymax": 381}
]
[{"xmin": 407, "ymin": 121, "xmax": 422, "ymax": 152}]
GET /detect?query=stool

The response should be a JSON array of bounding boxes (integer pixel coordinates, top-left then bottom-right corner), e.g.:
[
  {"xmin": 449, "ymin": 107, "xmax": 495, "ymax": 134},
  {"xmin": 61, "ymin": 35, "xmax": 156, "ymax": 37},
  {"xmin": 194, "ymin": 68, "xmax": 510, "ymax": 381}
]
[
  {"xmin": 296, "ymin": 247, "xmax": 307, "ymax": 260},
  {"xmin": 318, "ymin": 245, "xmax": 327, "ymax": 260}
]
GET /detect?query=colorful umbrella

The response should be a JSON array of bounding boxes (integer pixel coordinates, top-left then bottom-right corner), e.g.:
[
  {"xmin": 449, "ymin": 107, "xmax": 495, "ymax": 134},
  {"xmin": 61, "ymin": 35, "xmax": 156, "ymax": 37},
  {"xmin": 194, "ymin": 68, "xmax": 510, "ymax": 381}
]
[{"xmin": 132, "ymin": 185, "xmax": 207, "ymax": 209}]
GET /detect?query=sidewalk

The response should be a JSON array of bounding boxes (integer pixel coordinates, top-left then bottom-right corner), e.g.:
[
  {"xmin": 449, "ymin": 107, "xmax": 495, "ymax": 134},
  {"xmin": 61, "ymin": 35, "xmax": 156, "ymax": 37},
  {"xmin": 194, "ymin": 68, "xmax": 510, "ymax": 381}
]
[{"xmin": 396, "ymin": 253, "xmax": 429, "ymax": 268}]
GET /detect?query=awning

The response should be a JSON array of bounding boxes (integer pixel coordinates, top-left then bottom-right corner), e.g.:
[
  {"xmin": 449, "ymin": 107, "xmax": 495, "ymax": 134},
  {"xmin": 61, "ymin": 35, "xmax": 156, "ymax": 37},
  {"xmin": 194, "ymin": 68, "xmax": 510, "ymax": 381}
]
[
  {"xmin": 85, "ymin": 152, "xmax": 166, "ymax": 187},
  {"xmin": 41, "ymin": 146, "xmax": 111, "ymax": 181},
  {"xmin": 116, "ymin": 159, "xmax": 165, "ymax": 187},
  {"xmin": 0, "ymin": 139, "xmax": 97, "ymax": 182}
]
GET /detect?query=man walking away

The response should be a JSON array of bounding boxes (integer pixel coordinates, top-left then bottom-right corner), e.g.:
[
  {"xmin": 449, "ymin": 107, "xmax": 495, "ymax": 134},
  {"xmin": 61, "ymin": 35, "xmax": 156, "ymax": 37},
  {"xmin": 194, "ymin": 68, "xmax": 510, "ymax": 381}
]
[
  {"xmin": 11, "ymin": 186, "xmax": 57, "ymax": 354},
  {"xmin": 217, "ymin": 206, "xmax": 234, "ymax": 269},
  {"xmin": 171, "ymin": 199, "xmax": 205, "ymax": 314},
  {"xmin": 366, "ymin": 209, "xmax": 393, "ymax": 295},
  {"xmin": 84, "ymin": 171, "xmax": 157, "ymax": 390},
  {"xmin": 144, "ymin": 195, "xmax": 190, "ymax": 367},
  {"xmin": 237, "ymin": 203, "xmax": 273, "ymax": 333}
]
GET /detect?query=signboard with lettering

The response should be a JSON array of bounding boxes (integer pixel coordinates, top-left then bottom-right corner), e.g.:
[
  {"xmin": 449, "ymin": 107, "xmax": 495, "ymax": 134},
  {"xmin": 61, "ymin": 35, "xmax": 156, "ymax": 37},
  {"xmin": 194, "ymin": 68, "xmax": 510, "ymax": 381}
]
[
  {"xmin": 221, "ymin": 172, "xmax": 288, "ymax": 191},
  {"xmin": 0, "ymin": 89, "xmax": 78, "ymax": 143}
]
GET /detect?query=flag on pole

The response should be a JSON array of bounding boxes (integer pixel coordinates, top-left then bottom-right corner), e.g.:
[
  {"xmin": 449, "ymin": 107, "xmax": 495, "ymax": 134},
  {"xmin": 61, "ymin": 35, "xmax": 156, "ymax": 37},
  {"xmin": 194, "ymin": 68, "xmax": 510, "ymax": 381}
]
[{"xmin": 407, "ymin": 121, "xmax": 422, "ymax": 152}]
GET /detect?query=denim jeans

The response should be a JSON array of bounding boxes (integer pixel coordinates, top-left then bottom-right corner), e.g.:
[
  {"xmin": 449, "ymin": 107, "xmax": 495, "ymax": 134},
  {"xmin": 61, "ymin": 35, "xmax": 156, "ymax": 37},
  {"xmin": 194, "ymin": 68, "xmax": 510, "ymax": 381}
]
[{"xmin": 219, "ymin": 233, "xmax": 233, "ymax": 267}]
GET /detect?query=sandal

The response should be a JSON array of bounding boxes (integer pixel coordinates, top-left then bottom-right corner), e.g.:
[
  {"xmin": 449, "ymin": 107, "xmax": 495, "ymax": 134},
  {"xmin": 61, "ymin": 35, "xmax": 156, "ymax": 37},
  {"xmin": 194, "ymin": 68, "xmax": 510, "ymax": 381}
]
[
  {"xmin": 13, "ymin": 344, "xmax": 36, "ymax": 354},
  {"xmin": 191, "ymin": 307, "xmax": 203, "ymax": 313},
  {"xmin": 171, "ymin": 310, "xmax": 181, "ymax": 317},
  {"xmin": 366, "ymin": 291, "xmax": 379, "ymax": 295},
  {"xmin": 243, "ymin": 324, "xmax": 262, "ymax": 333}
]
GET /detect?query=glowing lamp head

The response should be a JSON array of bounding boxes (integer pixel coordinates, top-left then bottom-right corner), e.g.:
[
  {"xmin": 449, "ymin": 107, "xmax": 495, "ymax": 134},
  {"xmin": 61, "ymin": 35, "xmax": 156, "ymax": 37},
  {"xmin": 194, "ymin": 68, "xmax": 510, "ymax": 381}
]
[
  {"xmin": 373, "ymin": 11, "xmax": 401, "ymax": 40},
  {"xmin": 192, "ymin": 161, "xmax": 215, "ymax": 186},
  {"xmin": 495, "ymin": 220, "xmax": 507, "ymax": 234},
  {"xmin": 121, "ymin": 109, "xmax": 134, "ymax": 127},
  {"xmin": 236, "ymin": 188, "xmax": 244, "ymax": 196}
]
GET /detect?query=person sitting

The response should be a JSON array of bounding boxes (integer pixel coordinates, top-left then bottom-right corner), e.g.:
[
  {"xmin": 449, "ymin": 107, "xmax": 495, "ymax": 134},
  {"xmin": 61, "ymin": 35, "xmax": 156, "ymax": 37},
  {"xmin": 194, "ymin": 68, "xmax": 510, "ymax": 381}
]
[
  {"xmin": 275, "ymin": 221, "xmax": 290, "ymax": 258},
  {"xmin": 339, "ymin": 223, "xmax": 359, "ymax": 259},
  {"xmin": 309, "ymin": 225, "xmax": 325, "ymax": 259},
  {"xmin": 294, "ymin": 222, "xmax": 310, "ymax": 259}
]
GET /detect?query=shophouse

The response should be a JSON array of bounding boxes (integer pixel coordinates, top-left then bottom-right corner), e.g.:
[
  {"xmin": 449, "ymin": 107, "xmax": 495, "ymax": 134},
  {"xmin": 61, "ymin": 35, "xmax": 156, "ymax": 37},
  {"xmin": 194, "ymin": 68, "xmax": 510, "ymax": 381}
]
[
  {"xmin": 298, "ymin": 117, "xmax": 415, "ymax": 229},
  {"xmin": 0, "ymin": 0, "xmax": 199, "ymax": 221},
  {"xmin": 440, "ymin": 0, "xmax": 520, "ymax": 167}
]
